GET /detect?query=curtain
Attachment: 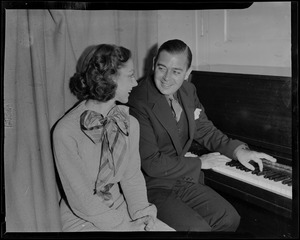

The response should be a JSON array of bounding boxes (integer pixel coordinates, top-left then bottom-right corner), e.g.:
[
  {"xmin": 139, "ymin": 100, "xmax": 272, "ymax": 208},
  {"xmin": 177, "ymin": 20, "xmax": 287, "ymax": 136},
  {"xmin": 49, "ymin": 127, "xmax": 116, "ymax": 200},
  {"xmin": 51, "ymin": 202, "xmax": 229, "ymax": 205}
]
[{"xmin": 4, "ymin": 9, "xmax": 158, "ymax": 232}]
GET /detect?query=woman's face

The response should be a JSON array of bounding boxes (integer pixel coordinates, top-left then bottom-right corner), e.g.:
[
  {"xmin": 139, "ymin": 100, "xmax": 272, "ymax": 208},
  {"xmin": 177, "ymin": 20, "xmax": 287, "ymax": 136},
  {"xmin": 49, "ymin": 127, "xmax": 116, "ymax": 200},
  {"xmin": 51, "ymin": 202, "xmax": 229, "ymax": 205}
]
[{"xmin": 114, "ymin": 58, "xmax": 138, "ymax": 103}]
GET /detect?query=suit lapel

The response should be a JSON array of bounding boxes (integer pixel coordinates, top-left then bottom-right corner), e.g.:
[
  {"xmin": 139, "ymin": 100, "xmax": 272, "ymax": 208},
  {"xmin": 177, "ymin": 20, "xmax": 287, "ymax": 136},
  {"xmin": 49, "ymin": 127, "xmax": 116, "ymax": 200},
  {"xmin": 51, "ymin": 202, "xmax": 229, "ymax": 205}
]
[
  {"xmin": 178, "ymin": 83, "xmax": 196, "ymax": 154},
  {"xmin": 147, "ymin": 78, "xmax": 183, "ymax": 155}
]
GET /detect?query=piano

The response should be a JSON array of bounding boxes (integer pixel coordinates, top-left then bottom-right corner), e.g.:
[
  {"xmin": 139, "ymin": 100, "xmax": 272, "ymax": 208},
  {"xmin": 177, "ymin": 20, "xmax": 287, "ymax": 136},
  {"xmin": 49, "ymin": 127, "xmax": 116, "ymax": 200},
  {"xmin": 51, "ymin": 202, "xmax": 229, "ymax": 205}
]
[{"xmin": 188, "ymin": 71, "xmax": 297, "ymax": 238}]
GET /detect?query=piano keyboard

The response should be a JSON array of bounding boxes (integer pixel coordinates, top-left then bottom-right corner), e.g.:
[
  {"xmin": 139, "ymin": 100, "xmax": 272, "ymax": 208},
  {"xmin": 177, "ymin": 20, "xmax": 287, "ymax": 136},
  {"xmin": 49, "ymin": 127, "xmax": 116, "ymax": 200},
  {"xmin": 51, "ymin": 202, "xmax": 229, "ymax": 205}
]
[{"xmin": 212, "ymin": 159, "xmax": 292, "ymax": 199}]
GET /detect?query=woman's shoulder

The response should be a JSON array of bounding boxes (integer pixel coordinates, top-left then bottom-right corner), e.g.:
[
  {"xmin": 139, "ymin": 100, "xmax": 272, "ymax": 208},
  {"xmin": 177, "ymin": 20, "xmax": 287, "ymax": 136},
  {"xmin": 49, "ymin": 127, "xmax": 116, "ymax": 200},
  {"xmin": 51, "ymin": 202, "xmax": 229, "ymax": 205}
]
[
  {"xmin": 52, "ymin": 116, "xmax": 78, "ymax": 142},
  {"xmin": 117, "ymin": 105, "xmax": 139, "ymax": 126},
  {"xmin": 129, "ymin": 114, "xmax": 139, "ymax": 127},
  {"xmin": 53, "ymin": 102, "xmax": 85, "ymax": 138}
]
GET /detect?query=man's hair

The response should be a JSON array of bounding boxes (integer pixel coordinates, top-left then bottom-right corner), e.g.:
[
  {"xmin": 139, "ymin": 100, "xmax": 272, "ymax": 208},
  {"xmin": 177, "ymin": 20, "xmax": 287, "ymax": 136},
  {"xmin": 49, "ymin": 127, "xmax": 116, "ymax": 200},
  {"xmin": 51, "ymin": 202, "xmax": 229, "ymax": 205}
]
[{"xmin": 154, "ymin": 39, "xmax": 192, "ymax": 70}]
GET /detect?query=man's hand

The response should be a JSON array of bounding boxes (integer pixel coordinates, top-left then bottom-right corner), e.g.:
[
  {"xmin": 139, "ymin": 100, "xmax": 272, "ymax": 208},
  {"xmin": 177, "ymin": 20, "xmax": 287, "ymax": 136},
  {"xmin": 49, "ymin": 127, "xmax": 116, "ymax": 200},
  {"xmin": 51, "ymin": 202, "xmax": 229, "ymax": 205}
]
[
  {"xmin": 235, "ymin": 148, "xmax": 277, "ymax": 171},
  {"xmin": 200, "ymin": 152, "xmax": 231, "ymax": 169}
]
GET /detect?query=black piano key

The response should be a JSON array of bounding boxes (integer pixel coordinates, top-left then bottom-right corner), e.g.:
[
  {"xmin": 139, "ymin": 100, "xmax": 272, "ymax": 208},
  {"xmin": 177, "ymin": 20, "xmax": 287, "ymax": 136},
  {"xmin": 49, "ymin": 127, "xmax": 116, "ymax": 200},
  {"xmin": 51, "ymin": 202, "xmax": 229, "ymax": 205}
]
[
  {"xmin": 274, "ymin": 175, "xmax": 290, "ymax": 182},
  {"xmin": 272, "ymin": 175, "xmax": 287, "ymax": 181},
  {"xmin": 269, "ymin": 173, "xmax": 284, "ymax": 180},
  {"xmin": 243, "ymin": 168, "xmax": 252, "ymax": 172},
  {"xmin": 282, "ymin": 179, "xmax": 292, "ymax": 185},
  {"xmin": 237, "ymin": 165, "xmax": 247, "ymax": 171},
  {"xmin": 251, "ymin": 169, "xmax": 260, "ymax": 175},
  {"xmin": 263, "ymin": 167, "xmax": 272, "ymax": 171},
  {"xmin": 263, "ymin": 171, "xmax": 278, "ymax": 178},
  {"xmin": 240, "ymin": 166, "xmax": 251, "ymax": 172},
  {"xmin": 257, "ymin": 170, "xmax": 270, "ymax": 176},
  {"xmin": 264, "ymin": 173, "xmax": 280, "ymax": 179},
  {"xmin": 233, "ymin": 164, "xmax": 243, "ymax": 170},
  {"xmin": 226, "ymin": 161, "xmax": 240, "ymax": 168},
  {"xmin": 258, "ymin": 167, "xmax": 272, "ymax": 174},
  {"xmin": 226, "ymin": 161, "xmax": 237, "ymax": 167},
  {"xmin": 283, "ymin": 179, "xmax": 292, "ymax": 186},
  {"xmin": 267, "ymin": 173, "xmax": 283, "ymax": 179},
  {"xmin": 232, "ymin": 162, "xmax": 242, "ymax": 167},
  {"xmin": 227, "ymin": 161, "xmax": 255, "ymax": 173}
]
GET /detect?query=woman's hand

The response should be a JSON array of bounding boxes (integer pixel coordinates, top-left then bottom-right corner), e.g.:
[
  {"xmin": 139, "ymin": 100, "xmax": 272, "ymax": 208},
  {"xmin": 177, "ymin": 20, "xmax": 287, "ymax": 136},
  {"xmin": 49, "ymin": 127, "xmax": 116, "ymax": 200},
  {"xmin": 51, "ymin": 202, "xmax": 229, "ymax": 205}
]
[
  {"xmin": 129, "ymin": 215, "xmax": 155, "ymax": 231},
  {"xmin": 130, "ymin": 203, "xmax": 157, "ymax": 231},
  {"xmin": 143, "ymin": 215, "xmax": 155, "ymax": 231},
  {"xmin": 200, "ymin": 152, "xmax": 231, "ymax": 169}
]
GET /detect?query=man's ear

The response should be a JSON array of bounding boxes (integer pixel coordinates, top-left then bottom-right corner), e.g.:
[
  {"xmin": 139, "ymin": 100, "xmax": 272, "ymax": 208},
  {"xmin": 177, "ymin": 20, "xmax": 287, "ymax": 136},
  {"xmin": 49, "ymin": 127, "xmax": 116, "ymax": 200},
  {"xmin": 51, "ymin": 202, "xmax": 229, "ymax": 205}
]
[
  {"xmin": 184, "ymin": 67, "xmax": 192, "ymax": 80},
  {"xmin": 152, "ymin": 57, "xmax": 156, "ymax": 71}
]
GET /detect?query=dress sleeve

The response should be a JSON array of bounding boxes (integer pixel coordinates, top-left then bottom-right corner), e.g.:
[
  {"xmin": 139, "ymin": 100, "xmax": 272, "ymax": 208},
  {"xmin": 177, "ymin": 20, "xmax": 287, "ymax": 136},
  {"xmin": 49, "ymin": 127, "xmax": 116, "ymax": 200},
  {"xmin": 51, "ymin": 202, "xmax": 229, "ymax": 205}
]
[
  {"xmin": 53, "ymin": 122, "xmax": 127, "ymax": 230},
  {"xmin": 120, "ymin": 116, "xmax": 157, "ymax": 220}
]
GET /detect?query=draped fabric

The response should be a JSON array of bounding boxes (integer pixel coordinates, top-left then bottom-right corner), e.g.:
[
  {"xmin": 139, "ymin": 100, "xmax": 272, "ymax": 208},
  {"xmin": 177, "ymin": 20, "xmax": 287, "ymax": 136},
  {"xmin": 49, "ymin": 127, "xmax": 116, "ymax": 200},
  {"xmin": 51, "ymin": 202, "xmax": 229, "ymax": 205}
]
[{"xmin": 4, "ymin": 9, "xmax": 158, "ymax": 232}]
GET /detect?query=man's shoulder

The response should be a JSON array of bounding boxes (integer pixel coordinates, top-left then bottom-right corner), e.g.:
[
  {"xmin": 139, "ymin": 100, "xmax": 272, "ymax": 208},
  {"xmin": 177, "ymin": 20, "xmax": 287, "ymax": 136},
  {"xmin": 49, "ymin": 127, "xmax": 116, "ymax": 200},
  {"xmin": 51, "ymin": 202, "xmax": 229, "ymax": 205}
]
[
  {"xmin": 180, "ymin": 80, "xmax": 197, "ymax": 97},
  {"xmin": 182, "ymin": 80, "xmax": 196, "ymax": 91},
  {"xmin": 129, "ymin": 76, "xmax": 149, "ymax": 101}
]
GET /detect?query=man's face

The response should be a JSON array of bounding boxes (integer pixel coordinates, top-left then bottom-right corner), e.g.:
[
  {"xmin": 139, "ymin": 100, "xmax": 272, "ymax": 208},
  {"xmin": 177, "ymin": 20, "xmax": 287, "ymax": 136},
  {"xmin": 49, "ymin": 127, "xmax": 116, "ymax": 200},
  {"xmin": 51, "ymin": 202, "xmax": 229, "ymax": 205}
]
[{"xmin": 154, "ymin": 50, "xmax": 190, "ymax": 96}]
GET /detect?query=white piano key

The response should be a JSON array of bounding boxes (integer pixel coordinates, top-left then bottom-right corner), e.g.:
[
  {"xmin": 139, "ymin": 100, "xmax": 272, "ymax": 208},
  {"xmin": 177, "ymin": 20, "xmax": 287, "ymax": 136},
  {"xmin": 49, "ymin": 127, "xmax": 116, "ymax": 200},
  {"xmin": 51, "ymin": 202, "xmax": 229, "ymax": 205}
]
[{"xmin": 212, "ymin": 163, "xmax": 292, "ymax": 199}]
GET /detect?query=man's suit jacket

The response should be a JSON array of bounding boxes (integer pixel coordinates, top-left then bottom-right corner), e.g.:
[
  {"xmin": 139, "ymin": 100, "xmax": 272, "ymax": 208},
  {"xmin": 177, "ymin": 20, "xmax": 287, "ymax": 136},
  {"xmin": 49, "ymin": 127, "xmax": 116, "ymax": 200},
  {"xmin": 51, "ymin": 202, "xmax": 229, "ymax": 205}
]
[{"xmin": 128, "ymin": 75, "xmax": 244, "ymax": 190}]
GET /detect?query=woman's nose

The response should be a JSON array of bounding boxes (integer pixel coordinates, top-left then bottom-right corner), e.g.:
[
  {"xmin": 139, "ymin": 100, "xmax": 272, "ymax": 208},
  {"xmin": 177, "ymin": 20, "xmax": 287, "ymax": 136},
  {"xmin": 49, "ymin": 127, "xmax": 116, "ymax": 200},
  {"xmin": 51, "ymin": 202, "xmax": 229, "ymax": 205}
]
[{"xmin": 132, "ymin": 77, "xmax": 138, "ymax": 87}]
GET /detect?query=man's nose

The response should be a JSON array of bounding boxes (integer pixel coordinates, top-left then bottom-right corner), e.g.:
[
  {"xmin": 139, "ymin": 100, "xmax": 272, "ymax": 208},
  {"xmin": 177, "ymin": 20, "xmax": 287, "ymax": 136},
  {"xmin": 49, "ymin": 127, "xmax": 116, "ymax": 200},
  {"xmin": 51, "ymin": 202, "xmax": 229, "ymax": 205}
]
[{"xmin": 163, "ymin": 70, "xmax": 171, "ymax": 80}]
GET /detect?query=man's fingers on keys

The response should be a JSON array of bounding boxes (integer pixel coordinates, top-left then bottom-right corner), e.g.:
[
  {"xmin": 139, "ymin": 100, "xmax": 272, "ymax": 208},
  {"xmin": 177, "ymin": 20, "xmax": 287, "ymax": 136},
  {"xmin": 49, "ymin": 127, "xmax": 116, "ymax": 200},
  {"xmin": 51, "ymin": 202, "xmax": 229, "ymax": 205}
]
[
  {"xmin": 242, "ymin": 162, "xmax": 255, "ymax": 171},
  {"xmin": 260, "ymin": 153, "xmax": 277, "ymax": 163},
  {"xmin": 252, "ymin": 157, "xmax": 264, "ymax": 172}
]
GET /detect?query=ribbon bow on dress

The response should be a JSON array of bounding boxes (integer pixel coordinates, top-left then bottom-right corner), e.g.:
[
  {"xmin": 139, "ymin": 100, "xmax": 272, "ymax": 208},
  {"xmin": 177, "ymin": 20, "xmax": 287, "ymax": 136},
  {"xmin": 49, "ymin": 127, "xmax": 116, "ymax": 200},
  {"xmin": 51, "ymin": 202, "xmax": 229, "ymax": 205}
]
[{"xmin": 80, "ymin": 105, "xmax": 129, "ymax": 207}]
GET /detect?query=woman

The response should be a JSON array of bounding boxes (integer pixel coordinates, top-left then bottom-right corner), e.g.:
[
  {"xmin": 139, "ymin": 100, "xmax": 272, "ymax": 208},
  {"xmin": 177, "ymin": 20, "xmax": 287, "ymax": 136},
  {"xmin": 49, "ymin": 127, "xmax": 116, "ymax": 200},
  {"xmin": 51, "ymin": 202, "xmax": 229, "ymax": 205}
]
[{"xmin": 52, "ymin": 44, "xmax": 174, "ymax": 231}]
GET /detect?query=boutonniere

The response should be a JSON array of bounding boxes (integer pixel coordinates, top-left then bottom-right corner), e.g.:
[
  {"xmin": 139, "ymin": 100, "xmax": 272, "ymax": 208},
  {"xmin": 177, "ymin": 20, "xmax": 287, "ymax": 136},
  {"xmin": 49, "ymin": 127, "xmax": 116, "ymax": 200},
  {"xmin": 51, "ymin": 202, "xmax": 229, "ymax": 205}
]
[{"xmin": 194, "ymin": 108, "xmax": 202, "ymax": 120}]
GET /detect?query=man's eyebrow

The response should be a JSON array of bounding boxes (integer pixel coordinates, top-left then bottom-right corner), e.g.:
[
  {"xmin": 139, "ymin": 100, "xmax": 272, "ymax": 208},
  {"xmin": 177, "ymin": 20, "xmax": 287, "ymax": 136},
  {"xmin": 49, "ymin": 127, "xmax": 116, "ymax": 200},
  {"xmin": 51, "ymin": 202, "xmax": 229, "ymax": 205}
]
[
  {"xmin": 157, "ymin": 64, "xmax": 183, "ymax": 71},
  {"xmin": 172, "ymin": 67, "xmax": 184, "ymax": 71}
]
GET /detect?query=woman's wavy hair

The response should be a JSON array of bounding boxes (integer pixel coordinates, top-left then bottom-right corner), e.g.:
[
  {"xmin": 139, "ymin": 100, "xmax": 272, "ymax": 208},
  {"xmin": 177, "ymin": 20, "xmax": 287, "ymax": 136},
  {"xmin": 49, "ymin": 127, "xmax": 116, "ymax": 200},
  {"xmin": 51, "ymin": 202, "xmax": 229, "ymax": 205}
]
[{"xmin": 69, "ymin": 44, "xmax": 131, "ymax": 102}]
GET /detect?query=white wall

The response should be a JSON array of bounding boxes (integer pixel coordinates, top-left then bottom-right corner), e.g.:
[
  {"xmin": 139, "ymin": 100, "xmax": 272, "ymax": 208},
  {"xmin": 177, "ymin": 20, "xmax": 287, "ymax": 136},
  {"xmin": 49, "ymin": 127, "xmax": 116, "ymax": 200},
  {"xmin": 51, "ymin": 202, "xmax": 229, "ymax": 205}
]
[
  {"xmin": 157, "ymin": 10, "xmax": 197, "ymax": 66},
  {"xmin": 158, "ymin": 2, "xmax": 291, "ymax": 76}
]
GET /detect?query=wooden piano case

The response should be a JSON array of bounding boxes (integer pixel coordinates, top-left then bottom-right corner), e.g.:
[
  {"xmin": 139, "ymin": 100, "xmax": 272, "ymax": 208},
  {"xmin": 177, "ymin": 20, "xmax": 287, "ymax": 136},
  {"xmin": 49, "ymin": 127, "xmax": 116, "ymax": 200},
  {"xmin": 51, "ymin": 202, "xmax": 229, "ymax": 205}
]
[{"xmin": 189, "ymin": 71, "xmax": 298, "ymax": 238}]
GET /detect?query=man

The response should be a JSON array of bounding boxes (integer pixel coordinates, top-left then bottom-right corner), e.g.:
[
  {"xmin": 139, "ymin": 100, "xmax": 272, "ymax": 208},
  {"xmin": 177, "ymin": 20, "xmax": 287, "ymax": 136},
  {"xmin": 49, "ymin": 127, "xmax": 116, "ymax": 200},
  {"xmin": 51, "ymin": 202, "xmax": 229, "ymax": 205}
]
[{"xmin": 128, "ymin": 39, "xmax": 276, "ymax": 231}]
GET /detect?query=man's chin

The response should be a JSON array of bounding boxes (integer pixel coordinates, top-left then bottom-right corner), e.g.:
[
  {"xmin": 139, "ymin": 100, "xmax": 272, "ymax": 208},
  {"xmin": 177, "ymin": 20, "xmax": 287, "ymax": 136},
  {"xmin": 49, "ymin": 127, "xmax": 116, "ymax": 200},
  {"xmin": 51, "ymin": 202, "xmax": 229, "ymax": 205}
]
[
  {"xmin": 159, "ymin": 89, "xmax": 172, "ymax": 95},
  {"xmin": 157, "ymin": 84, "xmax": 168, "ymax": 91}
]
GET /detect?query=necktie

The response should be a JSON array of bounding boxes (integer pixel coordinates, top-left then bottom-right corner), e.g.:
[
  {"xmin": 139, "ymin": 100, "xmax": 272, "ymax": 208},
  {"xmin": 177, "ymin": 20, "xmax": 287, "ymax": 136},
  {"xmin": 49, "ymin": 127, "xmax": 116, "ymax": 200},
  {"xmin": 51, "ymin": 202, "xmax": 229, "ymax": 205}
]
[
  {"xmin": 80, "ymin": 105, "xmax": 129, "ymax": 207},
  {"xmin": 168, "ymin": 95, "xmax": 182, "ymax": 122}
]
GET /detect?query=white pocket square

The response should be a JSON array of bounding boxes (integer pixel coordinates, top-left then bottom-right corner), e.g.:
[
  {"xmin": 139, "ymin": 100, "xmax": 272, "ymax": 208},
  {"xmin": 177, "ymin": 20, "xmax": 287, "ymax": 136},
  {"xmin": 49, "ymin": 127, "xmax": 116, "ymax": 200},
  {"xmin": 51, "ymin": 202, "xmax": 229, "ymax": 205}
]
[{"xmin": 194, "ymin": 108, "xmax": 202, "ymax": 120}]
